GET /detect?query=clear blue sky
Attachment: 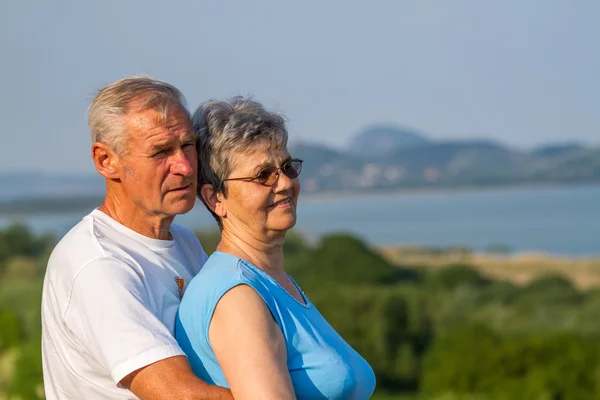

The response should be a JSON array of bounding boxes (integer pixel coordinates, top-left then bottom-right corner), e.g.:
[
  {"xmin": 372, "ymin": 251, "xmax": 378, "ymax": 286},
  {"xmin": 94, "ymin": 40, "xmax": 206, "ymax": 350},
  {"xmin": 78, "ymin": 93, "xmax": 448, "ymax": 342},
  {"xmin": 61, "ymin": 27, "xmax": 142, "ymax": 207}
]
[{"xmin": 1, "ymin": 1, "xmax": 598, "ymax": 173}]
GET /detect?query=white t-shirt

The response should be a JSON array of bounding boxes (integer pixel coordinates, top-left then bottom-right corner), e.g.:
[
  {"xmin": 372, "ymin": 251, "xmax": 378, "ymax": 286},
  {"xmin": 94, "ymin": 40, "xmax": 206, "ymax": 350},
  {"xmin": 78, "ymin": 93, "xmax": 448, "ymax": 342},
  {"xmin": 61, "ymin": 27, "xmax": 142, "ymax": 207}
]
[{"xmin": 41, "ymin": 209, "xmax": 208, "ymax": 399}]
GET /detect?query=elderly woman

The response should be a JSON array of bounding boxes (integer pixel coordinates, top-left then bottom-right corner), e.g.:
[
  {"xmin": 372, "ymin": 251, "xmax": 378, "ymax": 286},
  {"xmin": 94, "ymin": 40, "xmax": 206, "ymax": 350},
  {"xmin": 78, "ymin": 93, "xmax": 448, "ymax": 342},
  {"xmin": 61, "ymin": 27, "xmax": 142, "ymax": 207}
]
[{"xmin": 175, "ymin": 97, "xmax": 375, "ymax": 399}]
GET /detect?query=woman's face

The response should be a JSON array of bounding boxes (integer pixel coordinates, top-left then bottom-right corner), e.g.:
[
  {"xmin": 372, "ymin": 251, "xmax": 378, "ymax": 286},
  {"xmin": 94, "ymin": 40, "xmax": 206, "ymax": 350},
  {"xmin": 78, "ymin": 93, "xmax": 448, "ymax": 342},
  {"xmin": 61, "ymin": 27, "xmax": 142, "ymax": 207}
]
[{"xmin": 220, "ymin": 147, "xmax": 300, "ymax": 241}]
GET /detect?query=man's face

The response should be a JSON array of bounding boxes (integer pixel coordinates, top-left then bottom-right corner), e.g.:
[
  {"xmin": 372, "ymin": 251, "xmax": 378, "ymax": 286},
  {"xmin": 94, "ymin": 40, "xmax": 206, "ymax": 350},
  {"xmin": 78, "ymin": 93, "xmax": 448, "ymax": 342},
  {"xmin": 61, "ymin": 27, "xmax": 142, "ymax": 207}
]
[{"xmin": 117, "ymin": 106, "xmax": 198, "ymax": 219}]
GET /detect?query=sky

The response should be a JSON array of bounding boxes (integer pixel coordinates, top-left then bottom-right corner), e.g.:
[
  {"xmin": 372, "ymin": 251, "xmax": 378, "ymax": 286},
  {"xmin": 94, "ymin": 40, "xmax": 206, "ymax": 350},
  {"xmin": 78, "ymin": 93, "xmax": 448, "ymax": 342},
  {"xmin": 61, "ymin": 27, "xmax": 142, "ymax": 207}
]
[{"xmin": 1, "ymin": 0, "xmax": 599, "ymax": 173}]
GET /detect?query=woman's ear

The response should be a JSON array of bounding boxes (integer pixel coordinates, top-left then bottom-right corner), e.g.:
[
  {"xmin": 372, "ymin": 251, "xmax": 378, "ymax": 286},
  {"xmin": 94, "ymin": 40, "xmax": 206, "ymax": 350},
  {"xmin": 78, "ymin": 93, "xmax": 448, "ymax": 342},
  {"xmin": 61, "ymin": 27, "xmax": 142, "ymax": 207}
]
[{"xmin": 200, "ymin": 184, "xmax": 227, "ymax": 218}]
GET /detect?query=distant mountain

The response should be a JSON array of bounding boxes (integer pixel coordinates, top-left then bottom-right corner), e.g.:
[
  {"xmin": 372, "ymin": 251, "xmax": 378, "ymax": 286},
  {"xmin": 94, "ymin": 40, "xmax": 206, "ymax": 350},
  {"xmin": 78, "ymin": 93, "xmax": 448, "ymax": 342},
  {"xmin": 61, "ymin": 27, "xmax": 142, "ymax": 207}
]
[
  {"xmin": 292, "ymin": 137, "xmax": 600, "ymax": 194},
  {"xmin": 1, "ymin": 134, "xmax": 599, "ymax": 213},
  {"xmin": 379, "ymin": 140, "xmax": 531, "ymax": 183},
  {"xmin": 533, "ymin": 148, "xmax": 600, "ymax": 181},
  {"xmin": 531, "ymin": 142, "xmax": 586, "ymax": 158},
  {"xmin": 347, "ymin": 125, "xmax": 431, "ymax": 159},
  {"xmin": 290, "ymin": 142, "xmax": 364, "ymax": 193}
]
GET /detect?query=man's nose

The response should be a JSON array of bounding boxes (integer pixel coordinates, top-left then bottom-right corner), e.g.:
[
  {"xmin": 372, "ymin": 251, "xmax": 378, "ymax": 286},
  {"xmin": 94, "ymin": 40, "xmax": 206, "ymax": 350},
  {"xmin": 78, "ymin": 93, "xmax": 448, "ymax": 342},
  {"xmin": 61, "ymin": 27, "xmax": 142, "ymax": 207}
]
[{"xmin": 171, "ymin": 149, "xmax": 195, "ymax": 176}]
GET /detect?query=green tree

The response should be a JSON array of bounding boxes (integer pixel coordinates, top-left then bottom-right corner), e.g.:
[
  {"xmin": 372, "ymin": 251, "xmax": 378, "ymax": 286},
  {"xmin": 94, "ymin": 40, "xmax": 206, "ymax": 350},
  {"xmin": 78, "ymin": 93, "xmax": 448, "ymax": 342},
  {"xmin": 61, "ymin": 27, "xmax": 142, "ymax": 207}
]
[
  {"xmin": 519, "ymin": 274, "xmax": 581, "ymax": 305},
  {"xmin": 422, "ymin": 326, "xmax": 600, "ymax": 400},
  {"xmin": 0, "ymin": 224, "xmax": 55, "ymax": 262},
  {"xmin": 0, "ymin": 307, "xmax": 22, "ymax": 351},
  {"xmin": 309, "ymin": 285, "xmax": 431, "ymax": 392},
  {"xmin": 8, "ymin": 334, "xmax": 44, "ymax": 400},
  {"xmin": 292, "ymin": 234, "xmax": 400, "ymax": 287},
  {"xmin": 427, "ymin": 264, "xmax": 488, "ymax": 291}
]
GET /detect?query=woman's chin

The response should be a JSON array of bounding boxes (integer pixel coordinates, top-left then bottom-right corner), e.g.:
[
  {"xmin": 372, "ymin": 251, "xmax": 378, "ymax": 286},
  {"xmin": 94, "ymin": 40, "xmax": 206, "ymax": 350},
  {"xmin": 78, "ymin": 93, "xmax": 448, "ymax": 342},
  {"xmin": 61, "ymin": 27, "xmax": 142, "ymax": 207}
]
[{"xmin": 269, "ymin": 215, "xmax": 297, "ymax": 232}]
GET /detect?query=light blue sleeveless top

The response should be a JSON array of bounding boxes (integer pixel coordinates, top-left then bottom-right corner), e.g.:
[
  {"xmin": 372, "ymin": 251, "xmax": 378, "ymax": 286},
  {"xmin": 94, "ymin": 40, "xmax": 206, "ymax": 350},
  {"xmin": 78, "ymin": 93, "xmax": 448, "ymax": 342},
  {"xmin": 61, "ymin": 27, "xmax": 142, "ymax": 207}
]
[{"xmin": 175, "ymin": 252, "xmax": 376, "ymax": 399}]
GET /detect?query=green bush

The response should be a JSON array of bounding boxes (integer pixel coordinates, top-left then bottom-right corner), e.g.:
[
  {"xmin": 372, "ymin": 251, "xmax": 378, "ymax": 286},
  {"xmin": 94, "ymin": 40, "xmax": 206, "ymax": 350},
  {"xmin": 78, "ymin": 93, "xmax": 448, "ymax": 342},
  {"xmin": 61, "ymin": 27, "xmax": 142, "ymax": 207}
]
[
  {"xmin": 292, "ymin": 234, "xmax": 399, "ymax": 287},
  {"xmin": 515, "ymin": 275, "xmax": 583, "ymax": 317},
  {"xmin": 0, "ymin": 224, "xmax": 55, "ymax": 263},
  {"xmin": 521, "ymin": 275, "xmax": 581, "ymax": 303},
  {"xmin": 0, "ymin": 279, "xmax": 43, "ymax": 341},
  {"xmin": 2, "ymin": 226, "xmax": 600, "ymax": 399},
  {"xmin": 309, "ymin": 285, "xmax": 431, "ymax": 391},
  {"xmin": 422, "ymin": 326, "xmax": 600, "ymax": 399},
  {"xmin": 482, "ymin": 280, "xmax": 520, "ymax": 305},
  {"xmin": 8, "ymin": 334, "xmax": 44, "ymax": 400},
  {"xmin": 0, "ymin": 307, "xmax": 22, "ymax": 351},
  {"xmin": 427, "ymin": 264, "xmax": 489, "ymax": 291}
]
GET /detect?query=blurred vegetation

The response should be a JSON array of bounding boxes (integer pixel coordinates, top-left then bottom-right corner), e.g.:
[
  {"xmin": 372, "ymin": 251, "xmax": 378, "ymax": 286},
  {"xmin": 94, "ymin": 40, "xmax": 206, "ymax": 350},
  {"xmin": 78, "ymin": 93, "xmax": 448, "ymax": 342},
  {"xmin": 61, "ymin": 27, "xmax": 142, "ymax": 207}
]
[
  {"xmin": 3, "ymin": 224, "xmax": 600, "ymax": 399},
  {"xmin": 0, "ymin": 224, "xmax": 51, "ymax": 399}
]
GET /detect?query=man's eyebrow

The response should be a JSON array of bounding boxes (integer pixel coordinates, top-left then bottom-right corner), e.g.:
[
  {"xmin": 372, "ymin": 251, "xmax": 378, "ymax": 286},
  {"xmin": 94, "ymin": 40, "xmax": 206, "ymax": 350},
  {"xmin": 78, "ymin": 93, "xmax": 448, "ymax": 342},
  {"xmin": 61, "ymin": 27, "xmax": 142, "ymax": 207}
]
[
  {"xmin": 149, "ymin": 135, "xmax": 196, "ymax": 152},
  {"xmin": 181, "ymin": 134, "xmax": 197, "ymax": 143},
  {"xmin": 148, "ymin": 141, "xmax": 172, "ymax": 153}
]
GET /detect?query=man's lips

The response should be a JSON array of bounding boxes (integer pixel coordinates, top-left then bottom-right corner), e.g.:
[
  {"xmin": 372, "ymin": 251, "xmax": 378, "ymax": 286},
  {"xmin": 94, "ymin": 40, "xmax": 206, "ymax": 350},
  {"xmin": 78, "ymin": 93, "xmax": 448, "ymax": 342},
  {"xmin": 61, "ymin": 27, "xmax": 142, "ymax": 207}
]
[{"xmin": 169, "ymin": 183, "xmax": 193, "ymax": 192}]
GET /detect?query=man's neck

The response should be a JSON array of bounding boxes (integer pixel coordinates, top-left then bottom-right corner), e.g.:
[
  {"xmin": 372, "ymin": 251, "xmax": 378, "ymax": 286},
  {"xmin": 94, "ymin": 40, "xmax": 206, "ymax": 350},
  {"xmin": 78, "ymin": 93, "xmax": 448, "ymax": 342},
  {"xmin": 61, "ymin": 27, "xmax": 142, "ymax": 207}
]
[{"xmin": 99, "ymin": 194, "xmax": 174, "ymax": 240}]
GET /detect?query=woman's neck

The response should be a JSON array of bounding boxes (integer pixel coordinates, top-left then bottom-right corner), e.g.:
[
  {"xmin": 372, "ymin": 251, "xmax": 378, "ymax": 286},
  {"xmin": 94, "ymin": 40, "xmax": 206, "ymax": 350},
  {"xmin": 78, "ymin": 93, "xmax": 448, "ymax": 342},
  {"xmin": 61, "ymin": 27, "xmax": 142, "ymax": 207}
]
[{"xmin": 217, "ymin": 228, "xmax": 286, "ymax": 280}]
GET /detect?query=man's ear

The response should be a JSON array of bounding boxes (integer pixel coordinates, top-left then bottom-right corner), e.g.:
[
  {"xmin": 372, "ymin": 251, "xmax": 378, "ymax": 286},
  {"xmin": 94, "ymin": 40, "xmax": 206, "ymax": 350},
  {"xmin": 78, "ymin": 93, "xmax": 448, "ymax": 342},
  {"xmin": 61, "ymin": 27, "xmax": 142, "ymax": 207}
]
[
  {"xmin": 200, "ymin": 184, "xmax": 227, "ymax": 218},
  {"xmin": 92, "ymin": 142, "xmax": 120, "ymax": 180}
]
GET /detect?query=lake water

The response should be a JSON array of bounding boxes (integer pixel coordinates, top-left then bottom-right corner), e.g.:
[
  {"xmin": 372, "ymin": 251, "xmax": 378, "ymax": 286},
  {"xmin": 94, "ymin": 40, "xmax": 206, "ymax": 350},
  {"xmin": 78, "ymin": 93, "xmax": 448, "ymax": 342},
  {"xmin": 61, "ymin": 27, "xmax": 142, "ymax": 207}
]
[{"xmin": 1, "ymin": 185, "xmax": 599, "ymax": 257}]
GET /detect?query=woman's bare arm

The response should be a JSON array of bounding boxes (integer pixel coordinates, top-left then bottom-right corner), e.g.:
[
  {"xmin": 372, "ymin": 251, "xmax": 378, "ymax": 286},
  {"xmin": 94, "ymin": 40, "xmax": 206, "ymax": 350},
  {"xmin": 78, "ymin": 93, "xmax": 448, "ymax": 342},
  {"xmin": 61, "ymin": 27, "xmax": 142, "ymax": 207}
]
[{"xmin": 209, "ymin": 284, "xmax": 296, "ymax": 400}]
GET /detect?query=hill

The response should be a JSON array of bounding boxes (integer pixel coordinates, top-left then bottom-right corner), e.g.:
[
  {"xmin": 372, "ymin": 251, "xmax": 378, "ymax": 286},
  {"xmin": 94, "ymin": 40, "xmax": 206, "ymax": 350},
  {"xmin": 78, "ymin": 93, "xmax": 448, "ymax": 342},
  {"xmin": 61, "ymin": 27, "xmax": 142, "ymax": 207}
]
[
  {"xmin": 1, "ymin": 128, "xmax": 599, "ymax": 211},
  {"xmin": 347, "ymin": 125, "xmax": 431, "ymax": 158},
  {"xmin": 531, "ymin": 142, "xmax": 586, "ymax": 158},
  {"xmin": 293, "ymin": 133, "xmax": 600, "ymax": 193}
]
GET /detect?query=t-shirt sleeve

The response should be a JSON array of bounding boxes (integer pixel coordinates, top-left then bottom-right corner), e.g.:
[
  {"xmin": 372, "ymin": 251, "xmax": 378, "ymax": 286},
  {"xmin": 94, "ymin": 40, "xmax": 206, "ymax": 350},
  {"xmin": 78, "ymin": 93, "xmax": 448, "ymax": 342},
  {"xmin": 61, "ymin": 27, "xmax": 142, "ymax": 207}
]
[{"xmin": 63, "ymin": 257, "xmax": 184, "ymax": 384}]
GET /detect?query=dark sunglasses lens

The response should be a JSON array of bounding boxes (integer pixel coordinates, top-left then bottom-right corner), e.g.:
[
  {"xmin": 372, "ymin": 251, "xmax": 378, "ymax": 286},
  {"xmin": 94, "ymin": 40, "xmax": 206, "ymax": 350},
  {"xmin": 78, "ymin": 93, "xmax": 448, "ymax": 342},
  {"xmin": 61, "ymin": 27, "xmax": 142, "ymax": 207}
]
[
  {"xmin": 283, "ymin": 160, "xmax": 302, "ymax": 179},
  {"xmin": 257, "ymin": 167, "xmax": 278, "ymax": 185}
]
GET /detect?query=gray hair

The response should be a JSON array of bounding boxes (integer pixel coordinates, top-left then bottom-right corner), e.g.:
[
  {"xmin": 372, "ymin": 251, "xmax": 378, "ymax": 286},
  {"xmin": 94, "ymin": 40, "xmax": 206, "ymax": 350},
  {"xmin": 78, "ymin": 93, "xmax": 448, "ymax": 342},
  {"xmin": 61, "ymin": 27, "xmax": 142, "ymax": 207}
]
[
  {"xmin": 192, "ymin": 96, "xmax": 288, "ymax": 223},
  {"xmin": 88, "ymin": 75, "xmax": 189, "ymax": 155}
]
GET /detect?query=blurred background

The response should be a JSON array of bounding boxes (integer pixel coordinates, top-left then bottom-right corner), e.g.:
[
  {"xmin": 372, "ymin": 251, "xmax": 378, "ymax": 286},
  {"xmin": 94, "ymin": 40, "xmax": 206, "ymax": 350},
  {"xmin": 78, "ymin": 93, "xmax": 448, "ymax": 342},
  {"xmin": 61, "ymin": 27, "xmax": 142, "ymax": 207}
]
[{"xmin": 1, "ymin": 1, "xmax": 599, "ymax": 399}]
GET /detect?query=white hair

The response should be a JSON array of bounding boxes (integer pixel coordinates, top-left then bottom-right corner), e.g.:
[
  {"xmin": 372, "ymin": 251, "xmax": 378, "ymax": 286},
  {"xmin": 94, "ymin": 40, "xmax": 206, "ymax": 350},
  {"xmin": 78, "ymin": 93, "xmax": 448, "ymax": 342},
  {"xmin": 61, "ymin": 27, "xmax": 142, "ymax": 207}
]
[{"xmin": 88, "ymin": 75, "xmax": 189, "ymax": 155}]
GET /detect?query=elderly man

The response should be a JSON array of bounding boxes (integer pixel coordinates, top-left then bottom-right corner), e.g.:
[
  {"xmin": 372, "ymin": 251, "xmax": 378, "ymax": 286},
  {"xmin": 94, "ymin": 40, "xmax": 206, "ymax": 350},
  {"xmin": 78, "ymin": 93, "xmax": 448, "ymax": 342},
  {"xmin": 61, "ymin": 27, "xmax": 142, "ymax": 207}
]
[{"xmin": 41, "ymin": 76, "xmax": 232, "ymax": 399}]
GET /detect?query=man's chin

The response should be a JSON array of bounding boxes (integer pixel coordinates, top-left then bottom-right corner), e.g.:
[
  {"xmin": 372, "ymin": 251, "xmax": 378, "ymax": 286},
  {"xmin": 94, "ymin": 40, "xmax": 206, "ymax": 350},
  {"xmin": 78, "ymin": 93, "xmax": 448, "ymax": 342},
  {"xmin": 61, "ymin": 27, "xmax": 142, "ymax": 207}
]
[{"xmin": 168, "ymin": 198, "xmax": 197, "ymax": 215}]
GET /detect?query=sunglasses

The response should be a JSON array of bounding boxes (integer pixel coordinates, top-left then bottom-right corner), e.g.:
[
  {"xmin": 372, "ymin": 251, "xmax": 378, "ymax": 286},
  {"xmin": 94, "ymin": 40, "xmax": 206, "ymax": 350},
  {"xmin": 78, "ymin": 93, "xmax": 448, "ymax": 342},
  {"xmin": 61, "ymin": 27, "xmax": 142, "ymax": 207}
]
[{"xmin": 222, "ymin": 158, "xmax": 303, "ymax": 187}]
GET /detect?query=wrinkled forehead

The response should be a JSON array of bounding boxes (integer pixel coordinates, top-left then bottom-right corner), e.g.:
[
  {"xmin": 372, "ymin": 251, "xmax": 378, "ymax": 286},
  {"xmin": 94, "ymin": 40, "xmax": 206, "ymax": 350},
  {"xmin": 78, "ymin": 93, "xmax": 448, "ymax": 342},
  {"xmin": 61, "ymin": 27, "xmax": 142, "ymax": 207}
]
[
  {"xmin": 125, "ymin": 105, "xmax": 193, "ymax": 138},
  {"xmin": 228, "ymin": 145, "xmax": 290, "ymax": 174}
]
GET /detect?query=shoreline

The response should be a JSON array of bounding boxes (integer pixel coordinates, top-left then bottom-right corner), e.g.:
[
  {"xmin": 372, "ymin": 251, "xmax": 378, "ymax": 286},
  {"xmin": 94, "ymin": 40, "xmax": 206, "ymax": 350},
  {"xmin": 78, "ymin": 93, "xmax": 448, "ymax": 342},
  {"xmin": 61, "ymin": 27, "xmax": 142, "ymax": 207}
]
[
  {"xmin": 0, "ymin": 182, "xmax": 598, "ymax": 260},
  {"xmin": 380, "ymin": 245, "xmax": 600, "ymax": 289},
  {"xmin": 379, "ymin": 244, "xmax": 600, "ymax": 262},
  {"xmin": 299, "ymin": 181, "xmax": 600, "ymax": 204},
  {"xmin": 1, "ymin": 181, "xmax": 599, "ymax": 211}
]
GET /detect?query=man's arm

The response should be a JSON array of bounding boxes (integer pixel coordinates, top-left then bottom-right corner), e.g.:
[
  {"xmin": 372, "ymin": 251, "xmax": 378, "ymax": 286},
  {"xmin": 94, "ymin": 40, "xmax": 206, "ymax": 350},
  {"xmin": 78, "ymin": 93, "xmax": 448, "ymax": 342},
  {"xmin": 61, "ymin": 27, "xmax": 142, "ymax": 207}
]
[
  {"xmin": 209, "ymin": 284, "xmax": 296, "ymax": 400},
  {"xmin": 121, "ymin": 356, "xmax": 231, "ymax": 400},
  {"xmin": 65, "ymin": 258, "xmax": 232, "ymax": 399}
]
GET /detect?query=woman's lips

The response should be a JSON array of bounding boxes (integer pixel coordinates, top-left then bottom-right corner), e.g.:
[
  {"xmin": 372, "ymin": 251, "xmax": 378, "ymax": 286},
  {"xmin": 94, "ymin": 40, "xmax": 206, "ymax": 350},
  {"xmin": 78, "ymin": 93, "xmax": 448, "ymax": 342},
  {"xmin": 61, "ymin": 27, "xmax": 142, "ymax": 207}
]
[{"xmin": 270, "ymin": 198, "xmax": 293, "ymax": 208}]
